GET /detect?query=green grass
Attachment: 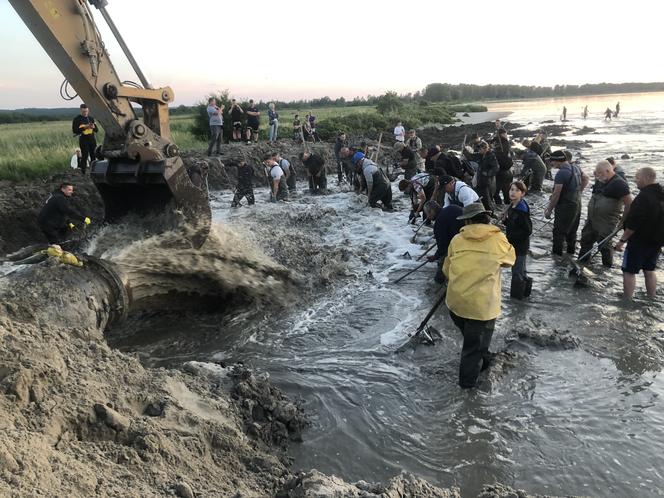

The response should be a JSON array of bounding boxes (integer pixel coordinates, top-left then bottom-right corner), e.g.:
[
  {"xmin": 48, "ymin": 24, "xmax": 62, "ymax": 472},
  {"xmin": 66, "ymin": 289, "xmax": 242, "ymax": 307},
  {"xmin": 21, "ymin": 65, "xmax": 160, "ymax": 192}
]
[{"xmin": 0, "ymin": 103, "xmax": 486, "ymax": 181}]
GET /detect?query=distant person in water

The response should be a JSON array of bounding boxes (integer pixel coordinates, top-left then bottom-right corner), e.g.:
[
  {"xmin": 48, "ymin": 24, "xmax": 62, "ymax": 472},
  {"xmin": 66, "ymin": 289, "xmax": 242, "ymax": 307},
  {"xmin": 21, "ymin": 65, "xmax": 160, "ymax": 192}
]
[
  {"xmin": 582, "ymin": 106, "xmax": 588, "ymax": 119},
  {"xmin": 615, "ymin": 102, "xmax": 620, "ymax": 117},
  {"xmin": 604, "ymin": 107, "xmax": 613, "ymax": 121},
  {"xmin": 562, "ymin": 106, "xmax": 567, "ymax": 121}
]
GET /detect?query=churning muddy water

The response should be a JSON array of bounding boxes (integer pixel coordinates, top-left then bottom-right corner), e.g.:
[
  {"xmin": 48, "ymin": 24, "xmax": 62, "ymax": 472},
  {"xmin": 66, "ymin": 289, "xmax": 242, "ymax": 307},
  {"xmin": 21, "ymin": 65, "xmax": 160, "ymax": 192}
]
[{"xmin": 103, "ymin": 93, "xmax": 664, "ymax": 497}]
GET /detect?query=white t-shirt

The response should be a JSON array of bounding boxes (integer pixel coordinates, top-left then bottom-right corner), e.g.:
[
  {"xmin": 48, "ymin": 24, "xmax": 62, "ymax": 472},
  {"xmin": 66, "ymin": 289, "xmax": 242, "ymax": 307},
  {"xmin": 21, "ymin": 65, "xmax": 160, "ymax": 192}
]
[
  {"xmin": 394, "ymin": 125, "xmax": 405, "ymax": 142},
  {"xmin": 270, "ymin": 164, "xmax": 284, "ymax": 180}
]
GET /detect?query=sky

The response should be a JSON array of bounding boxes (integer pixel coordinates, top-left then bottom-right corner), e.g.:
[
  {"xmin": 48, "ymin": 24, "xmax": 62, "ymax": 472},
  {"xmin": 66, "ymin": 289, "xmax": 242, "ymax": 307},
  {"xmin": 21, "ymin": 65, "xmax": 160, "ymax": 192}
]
[{"xmin": 0, "ymin": 0, "xmax": 662, "ymax": 109}]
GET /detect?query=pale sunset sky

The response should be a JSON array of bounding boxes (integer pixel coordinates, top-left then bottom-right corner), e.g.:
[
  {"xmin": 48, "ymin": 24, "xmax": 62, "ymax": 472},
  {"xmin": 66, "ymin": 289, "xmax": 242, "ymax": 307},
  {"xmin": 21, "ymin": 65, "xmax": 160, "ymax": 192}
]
[{"xmin": 0, "ymin": 0, "xmax": 662, "ymax": 109}]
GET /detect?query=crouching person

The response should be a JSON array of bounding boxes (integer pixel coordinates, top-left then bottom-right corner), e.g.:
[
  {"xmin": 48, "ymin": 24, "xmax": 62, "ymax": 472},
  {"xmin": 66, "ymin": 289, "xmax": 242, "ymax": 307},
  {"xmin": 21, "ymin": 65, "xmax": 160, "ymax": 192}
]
[
  {"xmin": 443, "ymin": 203, "xmax": 515, "ymax": 388},
  {"xmin": 353, "ymin": 152, "xmax": 393, "ymax": 210},
  {"xmin": 263, "ymin": 154, "xmax": 288, "ymax": 202}
]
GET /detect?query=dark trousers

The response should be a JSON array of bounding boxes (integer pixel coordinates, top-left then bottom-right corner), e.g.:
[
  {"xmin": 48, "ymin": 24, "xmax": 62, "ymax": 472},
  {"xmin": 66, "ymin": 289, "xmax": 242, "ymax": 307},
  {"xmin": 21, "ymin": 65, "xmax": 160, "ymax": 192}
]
[
  {"xmin": 40, "ymin": 224, "xmax": 68, "ymax": 244},
  {"xmin": 494, "ymin": 169, "xmax": 513, "ymax": 205},
  {"xmin": 231, "ymin": 187, "xmax": 255, "ymax": 207},
  {"xmin": 475, "ymin": 177, "xmax": 496, "ymax": 212},
  {"xmin": 553, "ymin": 200, "xmax": 581, "ymax": 256},
  {"xmin": 449, "ymin": 311, "xmax": 496, "ymax": 388},
  {"xmin": 369, "ymin": 182, "xmax": 392, "ymax": 209},
  {"xmin": 207, "ymin": 125, "xmax": 223, "ymax": 155},
  {"xmin": 79, "ymin": 137, "xmax": 96, "ymax": 174},
  {"xmin": 579, "ymin": 219, "xmax": 614, "ymax": 266},
  {"xmin": 287, "ymin": 172, "xmax": 297, "ymax": 192},
  {"xmin": 335, "ymin": 156, "xmax": 344, "ymax": 182},
  {"xmin": 308, "ymin": 172, "xmax": 327, "ymax": 193}
]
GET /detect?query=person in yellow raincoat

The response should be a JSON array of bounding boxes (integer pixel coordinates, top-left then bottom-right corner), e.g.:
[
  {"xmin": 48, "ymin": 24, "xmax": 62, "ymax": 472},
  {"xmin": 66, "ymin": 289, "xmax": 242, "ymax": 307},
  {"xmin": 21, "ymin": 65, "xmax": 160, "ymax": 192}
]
[{"xmin": 443, "ymin": 202, "xmax": 515, "ymax": 388}]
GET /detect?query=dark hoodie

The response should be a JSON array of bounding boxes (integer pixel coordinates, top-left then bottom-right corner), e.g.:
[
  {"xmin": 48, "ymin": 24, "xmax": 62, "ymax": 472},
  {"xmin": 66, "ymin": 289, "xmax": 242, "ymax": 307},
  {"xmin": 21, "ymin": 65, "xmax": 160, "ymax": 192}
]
[
  {"xmin": 37, "ymin": 190, "xmax": 84, "ymax": 229},
  {"xmin": 505, "ymin": 199, "xmax": 532, "ymax": 255},
  {"xmin": 624, "ymin": 183, "xmax": 664, "ymax": 246}
]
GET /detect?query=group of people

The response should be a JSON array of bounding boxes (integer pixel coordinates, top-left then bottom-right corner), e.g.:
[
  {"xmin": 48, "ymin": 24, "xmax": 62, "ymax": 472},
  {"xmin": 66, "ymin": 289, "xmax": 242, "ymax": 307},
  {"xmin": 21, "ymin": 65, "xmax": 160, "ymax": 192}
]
[{"xmin": 207, "ymin": 98, "xmax": 272, "ymax": 153}]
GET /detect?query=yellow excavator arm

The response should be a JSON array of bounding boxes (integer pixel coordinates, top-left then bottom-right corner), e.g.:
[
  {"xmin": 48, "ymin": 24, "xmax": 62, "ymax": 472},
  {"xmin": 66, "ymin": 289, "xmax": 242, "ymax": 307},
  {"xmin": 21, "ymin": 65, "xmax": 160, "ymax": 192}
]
[{"xmin": 9, "ymin": 0, "xmax": 210, "ymax": 247}]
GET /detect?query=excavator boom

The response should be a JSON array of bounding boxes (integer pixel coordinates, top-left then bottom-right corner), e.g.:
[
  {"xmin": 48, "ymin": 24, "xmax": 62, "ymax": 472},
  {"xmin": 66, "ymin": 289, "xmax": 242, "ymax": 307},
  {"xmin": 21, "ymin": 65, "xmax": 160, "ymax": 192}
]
[{"xmin": 8, "ymin": 0, "xmax": 210, "ymax": 247}]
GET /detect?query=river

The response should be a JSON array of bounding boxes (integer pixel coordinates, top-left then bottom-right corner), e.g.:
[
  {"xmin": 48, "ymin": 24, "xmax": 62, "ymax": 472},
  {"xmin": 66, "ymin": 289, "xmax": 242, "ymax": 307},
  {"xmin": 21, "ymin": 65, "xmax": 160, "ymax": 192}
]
[{"xmin": 108, "ymin": 92, "xmax": 664, "ymax": 497}]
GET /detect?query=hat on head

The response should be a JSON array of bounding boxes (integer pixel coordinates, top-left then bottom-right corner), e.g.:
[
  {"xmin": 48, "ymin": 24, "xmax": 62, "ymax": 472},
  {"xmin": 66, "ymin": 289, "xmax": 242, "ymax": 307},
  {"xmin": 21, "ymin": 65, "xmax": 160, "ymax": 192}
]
[
  {"xmin": 456, "ymin": 202, "xmax": 489, "ymax": 220},
  {"xmin": 439, "ymin": 175, "xmax": 455, "ymax": 186},
  {"xmin": 549, "ymin": 150, "xmax": 567, "ymax": 162},
  {"xmin": 352, "ymin": 151, "xmax": 365, "ymax": 164}
]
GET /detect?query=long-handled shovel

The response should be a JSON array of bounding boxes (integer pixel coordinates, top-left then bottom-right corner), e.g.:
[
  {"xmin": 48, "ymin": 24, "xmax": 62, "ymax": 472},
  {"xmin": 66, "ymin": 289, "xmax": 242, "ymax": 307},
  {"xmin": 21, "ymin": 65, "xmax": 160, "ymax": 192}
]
[
  {"xmin": 410, "ymin": 220, "xmax": 428, "ymax": 243},
  {"xmin": 416, "ymin": 242, "xmax": 437, "ymax": 261},
  {"xmin": 395, "ymin": 287, "xmax": 447, "ymax": 353},
  {"xmin": 569, "ymin": 226, "xmax": 622, "ymax": 285},
  {"xmin": 392, "ymin": 260, "xmax": 428, "ymax": 284}
]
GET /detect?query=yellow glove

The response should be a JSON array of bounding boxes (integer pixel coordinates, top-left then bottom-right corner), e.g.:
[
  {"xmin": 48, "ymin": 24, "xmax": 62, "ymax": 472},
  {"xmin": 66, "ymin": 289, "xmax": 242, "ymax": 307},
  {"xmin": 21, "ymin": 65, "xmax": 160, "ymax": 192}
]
[
  {"xmin": 68, "ymin": 223, "xmax": 75, "ymax": 230},
  {"xmin": 84, "ymin": 217, "xmax": 91, "ymax": 225}
]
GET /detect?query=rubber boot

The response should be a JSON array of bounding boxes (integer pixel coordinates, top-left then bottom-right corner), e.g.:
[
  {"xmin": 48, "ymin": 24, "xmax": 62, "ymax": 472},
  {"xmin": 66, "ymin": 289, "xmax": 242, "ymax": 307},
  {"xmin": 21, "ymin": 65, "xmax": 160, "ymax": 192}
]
[
  {"xmin": 524, "ymin": 276, "xmax": 533, "ymax": 297},
  {"xmin": 510, "ymin": 275, "xmax": 526, "ymax": 299}
]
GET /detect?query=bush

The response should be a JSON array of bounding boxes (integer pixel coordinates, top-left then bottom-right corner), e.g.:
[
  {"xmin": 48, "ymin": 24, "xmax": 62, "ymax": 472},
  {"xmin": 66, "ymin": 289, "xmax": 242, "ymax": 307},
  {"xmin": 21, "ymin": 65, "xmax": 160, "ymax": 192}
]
[{"xmin": 376, "ymin": 91, "xmax": 404, "ymax": 115}]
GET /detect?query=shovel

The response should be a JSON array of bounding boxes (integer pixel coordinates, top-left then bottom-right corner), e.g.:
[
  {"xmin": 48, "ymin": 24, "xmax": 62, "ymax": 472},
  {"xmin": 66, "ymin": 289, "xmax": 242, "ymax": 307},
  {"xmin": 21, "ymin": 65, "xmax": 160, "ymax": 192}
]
[
  {"xmin": 392, "ymin": 260, "xmax": 428, "ymax": 284},
  {"xmin": 395, "ymin": 287, "xmax": 447, "ymax": 353},
  {"xmin": 416, "ymin": 242, "xmax": 438, "ymax": 261},
  {"xmin": 410, "ymin": 220, "xmax": 427, "ymax": 243},
  {"xmin": 569, "ymin": 226, "xmax": 621, "ymax": 285}
]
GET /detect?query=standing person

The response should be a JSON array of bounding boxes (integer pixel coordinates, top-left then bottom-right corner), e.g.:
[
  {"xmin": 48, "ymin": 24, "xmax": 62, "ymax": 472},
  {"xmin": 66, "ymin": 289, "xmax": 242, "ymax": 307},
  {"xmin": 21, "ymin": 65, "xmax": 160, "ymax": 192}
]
[
  {"xmin": 301, "ymin": 151, "xmax": 327, "ymax": 194},
  {"xmin": 229, "ymin": 99, "xmax": 244, "ymax": 142},
  {"xmin": 308, "ymin": 113, "xmax": 320, "ymax": 142},
  {"xmin": 492, "ymin": 128, "xmax": 514, "ymax": 205},
  {"xmin": 424, "ymin": 200, "xmax": 464, "ymax": 284},
  {"xmin": 352, "ymin": 152, "xmax": 393, "ymax": 210},
  {"xmin": 273, "ymin": 152, "xmax": 296, "ymax": 193},
  {"xmin": 72, "ymin": 104, "xmax": 98, "ymax": 174},
  {"xmin": 206, "ymin": 97, "xmax": 224, "ymax": 156},
  {"xmin": 578, "ymin": 160, "xmax": 632, "ymax": 267},
  {"xmin": 394, "ymin": 121, "xmax": 405, "ymax": 143},
  {"xmin": 37, "ymin": 183, "xmax": 90, "ymax": 244},
  {"xmin": 293, "ymin": 114, "xmax": 302, "ymax": 141},
  {"xmin": 267, "ymin": 103, "xmax": 279, "ymax": 143},
  {"xmin": 398, "ymin": 143, "xmax": 420, "ymax": 180},
  {"xmin": 334, "ymin": 132, "xmax": 348, "ymax": 183},
  {"xmin": 406, "ymin": 130, "xmax": 425, "ymax": 171},
  {"xmin": 517, "ymin": 147, "xmax": 546, "ymax": 192},
  {"xmin": 582, "ymin": 105, "xmax": 589, "ymax": 119},
  {"xmin": 263, "ymin": 154, "xmax": 288, "ymax": 201},
  {"xmin": 544, "ymin": 150, "xmax": 590, "ymax": 256},
  {"xmin": 465, "ymin": 141, "xmax": 499, "ymax": 212},
  {"xmin": 302, "ymin": 115, "xmax": 313, "ymax": 142},
  {"xmin": 606, "ymin": 157, "xmax": 627, "ymax": 179},
  {"xmin": 245, "ymin": 100, "xmax": 260, "ymax": 143},
  {"xmin": 615, "ymin": 167, "xmax": 664, "ymax": 299},
  {"xmin": 615, "ymin": 102, "xmax": 621, "ymax": 118},
  {"xmin": 604, "ymin": 107, "xmax": 613, "ymax": 121},
  {"xmin": 503, "ymin": 181, "xmax": 533, "ymax": 299},
  {"xmin": 440, "ymin": 175, "xmax": 480, "ymax": 208},
  {"xmin": 442, "ymin": 202, "xmax": 515, "ymax": 389},
  {"xmin": 562, "ymin": 106, "xmax": 567, "ymax": 121},
  {"xmin": 231, "ymin": 161, "xmax": 255, "ymax": 207}
]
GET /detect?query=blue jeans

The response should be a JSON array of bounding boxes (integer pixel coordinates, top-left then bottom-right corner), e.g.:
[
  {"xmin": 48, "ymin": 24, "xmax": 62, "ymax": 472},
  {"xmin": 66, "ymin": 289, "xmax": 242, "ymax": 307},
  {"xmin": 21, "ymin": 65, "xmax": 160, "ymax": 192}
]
[
  {"xmin": 207, "ymin": 125, "xmax": 222, "ymax": 155},
  {"xmin": 268, "ymin": 119, "xmax": 279, "ymax": 142}
]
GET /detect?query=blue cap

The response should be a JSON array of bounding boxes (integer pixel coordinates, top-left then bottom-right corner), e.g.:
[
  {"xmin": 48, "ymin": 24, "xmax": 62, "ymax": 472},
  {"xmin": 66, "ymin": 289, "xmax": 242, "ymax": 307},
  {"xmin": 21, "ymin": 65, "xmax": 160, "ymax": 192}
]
[{"xmin": 352, "ymin": 151, "xmax": 365, "ymax": 164}]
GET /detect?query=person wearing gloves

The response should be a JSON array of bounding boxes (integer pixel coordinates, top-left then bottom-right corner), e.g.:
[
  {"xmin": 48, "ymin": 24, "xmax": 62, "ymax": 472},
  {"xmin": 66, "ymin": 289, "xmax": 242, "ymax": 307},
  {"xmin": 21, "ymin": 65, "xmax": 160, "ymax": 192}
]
[{"xmin": 37, "ymin": 182, "xmax": 91, "ymax": 244}]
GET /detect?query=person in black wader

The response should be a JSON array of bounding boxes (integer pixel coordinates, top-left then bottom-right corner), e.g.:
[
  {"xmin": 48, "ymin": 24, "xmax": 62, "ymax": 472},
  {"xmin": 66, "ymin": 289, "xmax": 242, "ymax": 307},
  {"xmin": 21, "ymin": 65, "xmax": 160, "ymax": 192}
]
[
  {"xmin": 544, "ymin": 150, "xmax": 590, "ymax": 256},
  {"xmin": 492, "ymin": 128, "xmax": 514, "ymax": 206},
  {"xmin": 503, "ymin": 181, "xmax": 533, "ymax": 299},
  {"xmin": 300, "ymin": 151, "xmax": 327, "ymax": 194},
  {"xmin": 352, "ymin": 152, "xmax": 393, "ymax": 210},
  {"xmin": 71, "ymin": 103, "xmax": 98, "ymax": 175},
  {"xmin": 230, "ymin": 161, "xmax": 255, "ymax": 207},
  {"xmin": 423, "ymin": 200, "xmax": 463, "ymax": 284},
  {"xmin": 37, "ymin": 182, "xmax": 90, "ymax": 244},
  {"xmin": 464, "ymin": 141, "xmax": 499, "ymax": 213}
]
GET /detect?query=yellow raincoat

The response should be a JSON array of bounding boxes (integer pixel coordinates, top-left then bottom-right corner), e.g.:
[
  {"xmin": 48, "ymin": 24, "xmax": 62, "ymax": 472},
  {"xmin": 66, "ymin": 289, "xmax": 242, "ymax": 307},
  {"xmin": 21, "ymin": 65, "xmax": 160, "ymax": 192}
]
[{"xmin": 443, "ymin": 224, "xmax": 515, "ymax": 321}]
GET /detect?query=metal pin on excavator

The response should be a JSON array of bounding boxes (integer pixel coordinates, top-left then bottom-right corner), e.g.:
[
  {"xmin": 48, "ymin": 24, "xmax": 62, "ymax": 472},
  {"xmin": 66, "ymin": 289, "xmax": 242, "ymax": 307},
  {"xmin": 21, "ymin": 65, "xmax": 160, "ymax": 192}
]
[{"xmin": 9, "ymin": 0, "xmax": 211, "ymax": 247}]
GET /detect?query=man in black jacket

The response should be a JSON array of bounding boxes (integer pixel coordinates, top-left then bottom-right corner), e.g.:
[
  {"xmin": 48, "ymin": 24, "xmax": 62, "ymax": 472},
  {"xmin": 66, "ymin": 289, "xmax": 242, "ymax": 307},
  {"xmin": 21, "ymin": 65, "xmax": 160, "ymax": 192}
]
[
  {"xmin": 71, "ymin": 104, "xmax": 98, "ymax": 175},
  {"xmin": 301, "ymin": 152, "xmax": 327, "ymax": 194},
  {"xmin": 37, "ymin": 183, "xmax": 89, "ymax": 244},
  {"xmin": 465, "ymin": 141, "xmax": 499, "ymax": 212},
  {"xmin": 424, "ymin": 200, "xmax": 463, "ymax": 283},
  {"xmin": 615, "ymin": 167, "xmax": 664, "ymax": 298}
]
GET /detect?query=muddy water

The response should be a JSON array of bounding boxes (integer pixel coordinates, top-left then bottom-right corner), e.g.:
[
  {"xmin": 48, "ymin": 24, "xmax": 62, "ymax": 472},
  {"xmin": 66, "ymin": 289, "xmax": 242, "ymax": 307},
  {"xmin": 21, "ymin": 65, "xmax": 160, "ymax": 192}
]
[{"xmin": 108, "ymin": 97, "xmax": 664, "ymax": 497}]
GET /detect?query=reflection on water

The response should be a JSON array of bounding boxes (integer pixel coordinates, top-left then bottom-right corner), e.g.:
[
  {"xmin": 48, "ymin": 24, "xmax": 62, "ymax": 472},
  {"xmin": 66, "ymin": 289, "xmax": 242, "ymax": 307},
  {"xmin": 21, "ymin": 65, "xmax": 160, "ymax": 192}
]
[{"xmin": 109, "ymin": 94, "xmax": 664, "ymax": 497}]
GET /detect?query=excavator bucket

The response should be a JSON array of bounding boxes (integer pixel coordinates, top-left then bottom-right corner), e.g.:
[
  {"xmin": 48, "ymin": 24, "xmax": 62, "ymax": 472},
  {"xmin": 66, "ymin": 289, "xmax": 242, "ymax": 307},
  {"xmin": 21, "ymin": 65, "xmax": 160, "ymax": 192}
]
[{"xmin": 91, "ymin": 155, "xmax": 211, "ymax": 248}]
